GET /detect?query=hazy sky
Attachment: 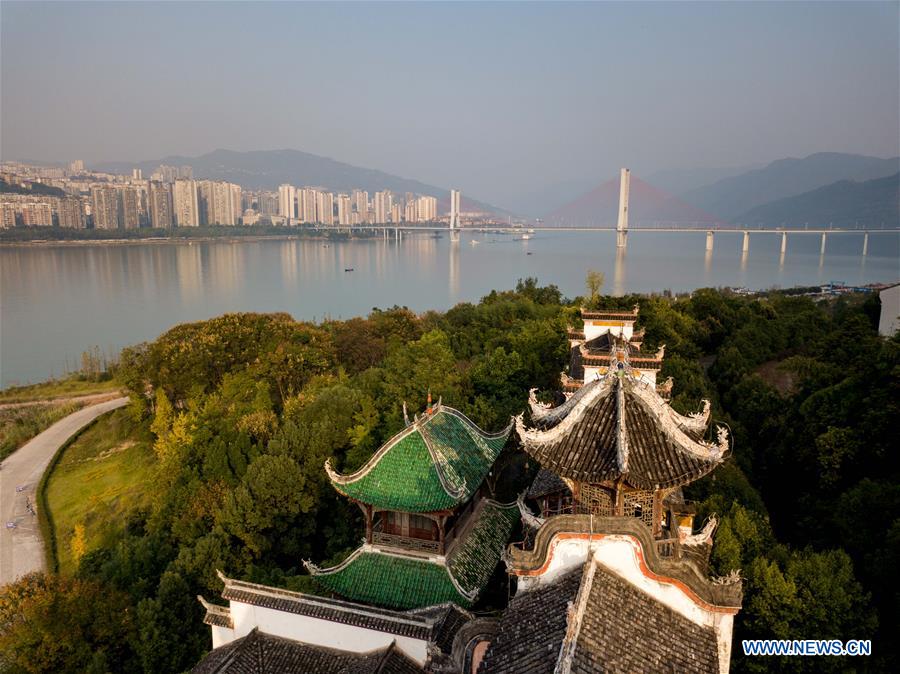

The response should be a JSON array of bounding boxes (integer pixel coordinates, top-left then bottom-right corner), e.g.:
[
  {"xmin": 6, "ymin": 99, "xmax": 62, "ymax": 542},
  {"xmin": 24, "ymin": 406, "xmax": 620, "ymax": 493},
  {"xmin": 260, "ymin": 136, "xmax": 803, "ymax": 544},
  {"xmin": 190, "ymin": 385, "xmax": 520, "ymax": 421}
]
[{"xmin": 2, "ymin": 1, "xmax": 898, "ymax": 210}]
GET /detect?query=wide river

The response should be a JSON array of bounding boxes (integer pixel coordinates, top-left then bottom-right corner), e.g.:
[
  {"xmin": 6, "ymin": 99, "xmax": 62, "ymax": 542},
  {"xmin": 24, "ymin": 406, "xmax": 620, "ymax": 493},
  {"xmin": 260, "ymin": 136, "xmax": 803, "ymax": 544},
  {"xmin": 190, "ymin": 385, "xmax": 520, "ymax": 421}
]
[{"xmin": 1, "ymin": 230, "xmax": 897, "ymax": 386}]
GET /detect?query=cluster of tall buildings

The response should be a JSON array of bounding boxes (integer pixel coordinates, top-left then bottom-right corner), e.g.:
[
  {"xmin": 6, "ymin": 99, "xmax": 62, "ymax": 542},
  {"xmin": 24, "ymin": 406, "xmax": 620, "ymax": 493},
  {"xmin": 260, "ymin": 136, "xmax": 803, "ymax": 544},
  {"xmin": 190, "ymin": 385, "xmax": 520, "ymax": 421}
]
[
  {"xmin": 275, "ymin": 184, "xmax": 438, "ymax": 225},
  {"xmin": 1, "ymin": 161, "xmax": 242, "ymax": 230},
  {"xmin": 1, "ymin": 159, "xmax": 462, "ymax": 230}
]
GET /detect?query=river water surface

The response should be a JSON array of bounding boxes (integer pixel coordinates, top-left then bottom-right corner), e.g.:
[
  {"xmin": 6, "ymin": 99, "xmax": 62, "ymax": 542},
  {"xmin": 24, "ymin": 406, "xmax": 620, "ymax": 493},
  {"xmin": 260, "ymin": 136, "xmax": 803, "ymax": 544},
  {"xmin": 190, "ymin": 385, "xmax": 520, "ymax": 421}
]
[{"xmin": 1, "ymin": 230, "xmax": 897, "ymax": 386}]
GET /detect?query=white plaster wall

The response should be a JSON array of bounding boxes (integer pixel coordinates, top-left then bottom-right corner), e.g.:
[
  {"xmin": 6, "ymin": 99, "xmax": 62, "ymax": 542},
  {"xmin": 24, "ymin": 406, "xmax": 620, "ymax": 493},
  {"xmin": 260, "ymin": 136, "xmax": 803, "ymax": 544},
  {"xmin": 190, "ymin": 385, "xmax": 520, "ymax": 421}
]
[
  {"xmin": 227, "ymin": 601, "xmax": 429, "ymax": 664},
  {"xmin": 879, "ymin": 284, "xmax": 900, "ymax": 336},
  {"xmin": 517, "ymin": 538, "xmax": 591, "ymax": 591},
  {"xmin": 584, "ymin": 321, "xmax": 634, "ymax": 342},
  {"xmin": 583, "ymin": 365, "xmax": 603, "ymax": 382},
  {"xmin": 211, "ymin": 625, "xmax": 234, "ymax": 649}
]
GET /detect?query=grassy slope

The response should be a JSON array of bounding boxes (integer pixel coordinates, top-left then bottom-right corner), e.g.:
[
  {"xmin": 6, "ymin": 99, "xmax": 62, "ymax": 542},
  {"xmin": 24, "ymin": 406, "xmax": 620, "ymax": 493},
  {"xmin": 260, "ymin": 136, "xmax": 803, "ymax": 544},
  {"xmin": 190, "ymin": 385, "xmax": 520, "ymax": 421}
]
[
  {"xmin": 0, "ymin": 402, "xmax": 84, "ymax": 461},
  {"xmin": 0, "ymin": 377, "xmax": 119, "ymax": 403},
  {"xmin": 44, "ymin": 408, "xmax": 155, "ymax": 575}
]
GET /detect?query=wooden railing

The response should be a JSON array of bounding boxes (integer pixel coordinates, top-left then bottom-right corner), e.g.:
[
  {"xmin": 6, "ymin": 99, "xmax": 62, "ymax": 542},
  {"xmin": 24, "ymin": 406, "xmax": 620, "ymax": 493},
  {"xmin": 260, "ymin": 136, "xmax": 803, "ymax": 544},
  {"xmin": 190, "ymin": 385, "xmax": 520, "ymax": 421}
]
[
  {"xmin": 655, "ymin": 537, "xmax": 681, "ymax": 560},
  {"xmin": 372, "ymin": 531, "xmax": 440, "ymax": 554}
]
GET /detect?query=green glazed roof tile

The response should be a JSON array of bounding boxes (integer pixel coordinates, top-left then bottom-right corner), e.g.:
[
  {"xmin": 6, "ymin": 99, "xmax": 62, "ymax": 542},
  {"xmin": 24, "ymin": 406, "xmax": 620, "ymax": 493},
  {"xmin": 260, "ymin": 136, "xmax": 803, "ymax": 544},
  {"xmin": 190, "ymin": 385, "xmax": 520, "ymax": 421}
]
[
  {"xmin": 448, "ymin": 501, "xmax": 520, "ymax": 592},
  {"xmin": 307, "ymin": 500, "xmax": 519, "ymax": 610},
  {"xmin": 326, "ymin": 406, "xmax": 511, "ymax": 513}
]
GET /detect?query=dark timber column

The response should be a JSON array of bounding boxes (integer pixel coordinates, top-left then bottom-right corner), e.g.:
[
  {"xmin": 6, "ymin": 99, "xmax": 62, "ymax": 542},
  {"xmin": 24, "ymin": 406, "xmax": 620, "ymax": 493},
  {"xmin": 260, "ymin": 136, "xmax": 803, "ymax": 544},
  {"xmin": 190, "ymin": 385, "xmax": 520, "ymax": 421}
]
[
  {"xmin": 614, "ymin": 479, "xmax": 624, "ymax": 517},
  {"xmin": 438, "ymin": 516, "xmax": 446, "ymax": 555},
  {"xmin": 362, "ymin": 504, "xmax": 373, "ymax": 543},
  {"xmin": 652, "ymin": 490, "xmax": 662, "ymax": 538}
]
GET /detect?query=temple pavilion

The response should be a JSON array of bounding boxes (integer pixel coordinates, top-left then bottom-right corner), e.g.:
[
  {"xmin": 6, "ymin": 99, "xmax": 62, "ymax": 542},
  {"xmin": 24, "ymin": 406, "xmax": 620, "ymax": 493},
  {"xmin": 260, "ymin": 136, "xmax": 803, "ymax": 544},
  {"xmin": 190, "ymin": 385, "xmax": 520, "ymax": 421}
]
[
  {"xmin": 474, "ymin": 338, "xmax": 743, "ymax": 674},
  {"xmin": 305, "ymin": 398, "xmax": 518, "ymax": 611},
  {"xmin": 562, "ymin": 304, "xmax": 669, "ymax": 395}
]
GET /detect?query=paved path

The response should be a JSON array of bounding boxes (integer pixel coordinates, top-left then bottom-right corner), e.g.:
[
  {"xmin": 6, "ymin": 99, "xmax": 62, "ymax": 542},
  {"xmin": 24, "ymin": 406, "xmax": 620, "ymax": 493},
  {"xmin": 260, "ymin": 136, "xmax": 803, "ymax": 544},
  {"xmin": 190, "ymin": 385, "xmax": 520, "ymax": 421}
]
[
  {"xmin": 0, "ymin": 390, "xmax": 123, "ymax": 411},
  {"xmin": 0, "ymin": 396, "xmax": 128, "ymax": 586}
]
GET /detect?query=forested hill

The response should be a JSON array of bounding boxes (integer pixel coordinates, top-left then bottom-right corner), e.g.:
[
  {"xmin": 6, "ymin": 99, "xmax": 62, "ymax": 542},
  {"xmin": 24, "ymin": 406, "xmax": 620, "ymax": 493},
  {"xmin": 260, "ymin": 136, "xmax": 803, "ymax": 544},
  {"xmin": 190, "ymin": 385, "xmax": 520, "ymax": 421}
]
[
  {"xmin": 0, "ymin": 283, "xmax": 895, "ymax": 673},
  {"xmin": 0, "ymin": 177, "xmax": 66, "ymax": 197},
  {"xmin": 734, "ymin": 172, "xmax": 900, "ymax": 228}
]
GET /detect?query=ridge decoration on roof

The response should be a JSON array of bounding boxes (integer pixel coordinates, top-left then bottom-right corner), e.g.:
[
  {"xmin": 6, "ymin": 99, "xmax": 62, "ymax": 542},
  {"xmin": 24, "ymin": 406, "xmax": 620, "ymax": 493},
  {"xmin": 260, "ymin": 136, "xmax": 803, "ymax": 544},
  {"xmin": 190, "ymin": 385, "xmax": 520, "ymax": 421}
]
[
  {"xmin": 517, "ymin": 357, "xmax": 728, "ymax": 490},
  {"xmin": 304, "ymin": 500, "xmax": 519, "ymax": 610},
  {"xmin": 325, "ymin": 404, "xmax": 513, "ymax": 513}
]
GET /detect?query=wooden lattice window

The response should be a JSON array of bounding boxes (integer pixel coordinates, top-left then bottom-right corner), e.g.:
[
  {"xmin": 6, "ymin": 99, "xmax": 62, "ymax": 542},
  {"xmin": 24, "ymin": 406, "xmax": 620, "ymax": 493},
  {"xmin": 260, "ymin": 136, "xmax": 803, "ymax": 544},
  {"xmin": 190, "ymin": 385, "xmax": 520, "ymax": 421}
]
[
  {"xmin": 623, "ymin": 490, "xmax": 655, "ymax": 528},
  {"xmin": 578, "ymin": 484, "xmax": 614, "ymax": 516}
]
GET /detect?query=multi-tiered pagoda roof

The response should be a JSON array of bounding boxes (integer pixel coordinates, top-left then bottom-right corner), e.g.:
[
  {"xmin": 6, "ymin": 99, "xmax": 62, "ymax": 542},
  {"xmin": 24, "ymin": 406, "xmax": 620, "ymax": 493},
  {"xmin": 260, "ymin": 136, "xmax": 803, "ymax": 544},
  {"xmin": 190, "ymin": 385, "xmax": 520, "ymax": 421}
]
[
  {"xmin": 325, "ymin": 404, "xmax": 511, "ymax": 512},
  {"xmin": 308, "ymin": 402, "xmax": 518, "ymax": 610},
  {"xmin": 520, "ymin": 372, "xmax": 722, "ymax": 490}
]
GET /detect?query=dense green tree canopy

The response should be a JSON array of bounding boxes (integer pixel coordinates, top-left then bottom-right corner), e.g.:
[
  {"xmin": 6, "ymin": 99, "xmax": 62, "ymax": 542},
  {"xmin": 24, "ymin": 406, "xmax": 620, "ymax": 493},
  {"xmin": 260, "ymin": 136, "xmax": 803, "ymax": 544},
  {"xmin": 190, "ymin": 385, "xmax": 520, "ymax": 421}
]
[{"xmin": 4, "ymin": 283, "xmax": 893, "ymax": 673}]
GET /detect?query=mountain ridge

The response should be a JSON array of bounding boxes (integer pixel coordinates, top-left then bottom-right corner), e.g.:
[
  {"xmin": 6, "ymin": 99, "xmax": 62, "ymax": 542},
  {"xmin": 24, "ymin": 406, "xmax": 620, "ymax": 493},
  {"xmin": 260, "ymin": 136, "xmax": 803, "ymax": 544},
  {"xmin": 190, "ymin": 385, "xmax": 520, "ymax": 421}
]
[
  {"xmin": 93, "ymin": 148, "xmax": 510, "ymax": 216},
  {"xmin": 680, "ymin": 152, "xmax": 900, "ymax": 220},
  {"xmin": 734, "ymin": 172, "xmax": 900, "ymax": 228}
]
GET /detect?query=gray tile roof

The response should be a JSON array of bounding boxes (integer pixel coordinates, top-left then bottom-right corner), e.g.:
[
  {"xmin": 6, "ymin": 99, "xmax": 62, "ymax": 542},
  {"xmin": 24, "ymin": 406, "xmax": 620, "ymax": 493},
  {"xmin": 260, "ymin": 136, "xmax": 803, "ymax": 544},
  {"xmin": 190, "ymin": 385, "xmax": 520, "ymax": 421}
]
[
  {"xmin": 476, "ymin": 567, "xmax": 583, "ymax": 674},
  {"xmin": 478, "ymin": 562, "xmax": 721, "ymax": 674},
  {"xmin": 570, "ymin": 564, "xmax": 720, "ymax": 673},
  {"xmin": 218, "ymin": 576, "xmax": 439, "ymax": 641},
  {"xmin": 192, "ymin": 629, "xmax": 423, "ymax": 674}
]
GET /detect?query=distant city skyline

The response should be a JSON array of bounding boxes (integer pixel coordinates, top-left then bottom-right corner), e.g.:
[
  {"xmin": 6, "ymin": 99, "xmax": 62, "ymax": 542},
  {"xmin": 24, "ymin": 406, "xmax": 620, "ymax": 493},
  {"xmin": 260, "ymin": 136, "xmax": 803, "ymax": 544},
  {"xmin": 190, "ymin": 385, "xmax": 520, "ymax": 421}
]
[{"xmin": 2, "ymin": 1, "xmax": 898, "ymax": 212}]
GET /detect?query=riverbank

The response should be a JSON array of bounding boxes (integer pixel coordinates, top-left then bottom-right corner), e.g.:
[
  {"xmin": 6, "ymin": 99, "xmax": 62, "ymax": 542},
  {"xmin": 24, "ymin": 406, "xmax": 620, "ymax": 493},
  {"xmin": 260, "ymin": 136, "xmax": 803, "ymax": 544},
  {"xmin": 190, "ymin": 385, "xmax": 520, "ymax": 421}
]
[{"xmin": 0, "ymin": 225, "xmax": 387, "ymax": 247}]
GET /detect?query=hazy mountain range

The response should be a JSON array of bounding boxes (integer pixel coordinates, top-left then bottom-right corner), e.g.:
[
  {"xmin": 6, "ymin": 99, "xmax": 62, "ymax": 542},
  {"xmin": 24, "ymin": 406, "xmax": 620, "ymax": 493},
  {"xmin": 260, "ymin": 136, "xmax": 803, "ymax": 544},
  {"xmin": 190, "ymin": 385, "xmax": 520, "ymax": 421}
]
[
  {"xmin": 546, "ymin": 152, "xmax": 899, "ymax": 228},
  {"xmin": 679, "ymin": 152, "xmax": 899, "ymax": 221},
  {"xmin": 736, "ymin": 172, "xmax": 899, "ymax": 228},
  {"xmin": 93, "ymin": 149, "xmax": 509, "ymax": 215}
]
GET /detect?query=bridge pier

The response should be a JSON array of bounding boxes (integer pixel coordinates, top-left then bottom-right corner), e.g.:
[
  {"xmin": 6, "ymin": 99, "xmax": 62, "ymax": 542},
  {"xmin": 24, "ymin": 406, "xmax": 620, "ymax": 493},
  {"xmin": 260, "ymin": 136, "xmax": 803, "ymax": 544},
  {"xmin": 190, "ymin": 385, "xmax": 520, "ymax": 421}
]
[
  {"xmin": 862, "ymin": 232, "xmax": 868, "ymax": 256},
  {"xmin": 780, "ymin": 232, "xmax": 787, "ymax": 255},
  {"xmin": 742, "ymin": 231, "xmax": 750, "ymax": 253},
  {"xmin": 616, "ymin": 230, "xmax": 628, "ymax": 248},
  {"xmin": 705, "ymin": 231, "xmax": 714, "ymax": 252},
  {"xmin": 820, "ymin": 232, "xmax": 827, "ymax": 255}
]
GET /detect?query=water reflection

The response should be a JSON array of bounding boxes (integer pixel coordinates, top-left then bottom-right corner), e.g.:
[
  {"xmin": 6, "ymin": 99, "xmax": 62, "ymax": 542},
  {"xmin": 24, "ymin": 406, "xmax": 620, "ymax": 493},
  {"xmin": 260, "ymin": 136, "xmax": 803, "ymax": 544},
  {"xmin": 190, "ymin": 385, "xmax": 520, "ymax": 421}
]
[
  {"xmin": 449, "ymin": 239, "xmax": 459, "ymax": 300},
  {"xmin": 2, "ymin": 231, "xmax": 898, "ymax": 386},
  {"xmin": 613, "ymin": 247, "xmax": 626, "ymax": 296}
]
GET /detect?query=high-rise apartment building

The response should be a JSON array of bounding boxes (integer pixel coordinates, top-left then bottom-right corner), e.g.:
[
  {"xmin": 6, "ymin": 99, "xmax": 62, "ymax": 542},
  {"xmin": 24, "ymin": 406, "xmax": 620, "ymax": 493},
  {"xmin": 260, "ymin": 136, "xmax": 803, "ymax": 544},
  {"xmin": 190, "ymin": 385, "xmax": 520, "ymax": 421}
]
[
  {"xmin": 149, "ymin": 182, "xmax": 173, "ymax": 228},
  {"xmin": 257, "ymin": 192, "xmax": 278, "ymax": 216},
  {"xmin": 416, "ymin": 195, "xmax": 437, "ymax": 222},
  {"xmin": 374, "ymin": 191, "xmax": 390, "ymax": 224},
  {"xmin": 20, "ymin": 202, "xmax": 53, "ymax": 226},
  {"xmin": 157, "ymin": 165, "xmax": 178, "ymax": 183},
  {"xmin": 404, "ymin": 200, "xmax": 416, "ymax": 223},
  {"xmin": 198, "ymin": 180, "xmax": 239, "ymax": 225},
  {"xmin": 278, "ymin": 184, "xmax": 296, "ymax": 220},
  {"xmin": 337, "ymin": 194, "xmax": 352, "ymax": 225},
  {"xmin": 198, "ymin": 181, "xmax": 214, "ymax": 225},
  {"xmin": 352, "ymin": 190, "xmax": 368, "ymax": 222},
  {"xmin": 119, "ymin": 187, "xmax": 140, "ymax": 229},
  {"xmin": 173, "ymin": 179, "xmax": 200, "ymax": 226},
  {"xmin": 91, "ymin": 186, "xmax": 120, "ymax": 229},
  {"xmin": 316, "ymin": 191, "xmax": 334, "ymax": 225},
  {"xmin": 301, "ymin": 188, "xmax": 318, "ymax": 223},
  {"xmin": 132, "ymin": 168, "xmax": 143, "ymax": 180},
  {"xmin": 231, "ymin": 184, "xmax": 242, "ymax": 224},
  {"xmin": 390, "ymin": 203, "xmax": 401, "ymax": 224},
  {"xmin": 57, "ymin": 198, "xmax": 86, "ymax": 228},
  {"xmin": 68, "ymin": 159, "xmax": 84, "ymax": 173},
  {"xmin": 1, "ymin": 203, "xmax": 16, "ymax": 228}
]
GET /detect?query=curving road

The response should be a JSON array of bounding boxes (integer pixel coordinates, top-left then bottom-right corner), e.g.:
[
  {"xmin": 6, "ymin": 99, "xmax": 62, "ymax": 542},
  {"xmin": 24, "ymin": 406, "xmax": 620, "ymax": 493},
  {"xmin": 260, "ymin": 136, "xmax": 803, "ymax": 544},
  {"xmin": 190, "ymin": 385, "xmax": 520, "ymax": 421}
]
[{"xmin": 0, "ymin": 396, "xmax": 128, "ymax": 587}]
